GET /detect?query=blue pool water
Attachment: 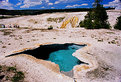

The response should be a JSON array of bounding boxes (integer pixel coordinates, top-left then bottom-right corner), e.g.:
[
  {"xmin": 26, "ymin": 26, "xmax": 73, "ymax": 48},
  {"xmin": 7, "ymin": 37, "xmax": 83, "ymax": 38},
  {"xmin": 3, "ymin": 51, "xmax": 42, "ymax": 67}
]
[{"xmin": 48, "ymin": 45, "xmax": 84, "ymax": 72}]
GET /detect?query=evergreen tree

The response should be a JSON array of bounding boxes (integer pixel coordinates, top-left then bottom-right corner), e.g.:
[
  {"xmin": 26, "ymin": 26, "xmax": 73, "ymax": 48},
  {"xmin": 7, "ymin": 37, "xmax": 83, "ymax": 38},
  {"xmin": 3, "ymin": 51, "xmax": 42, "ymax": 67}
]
[
  {"xmin": 114, "ymin": 16, "xmax": 121, "ymax": 30},
  {"xmin": 79, "ymin": 0, "xmax": 110, "ymax": 29}
]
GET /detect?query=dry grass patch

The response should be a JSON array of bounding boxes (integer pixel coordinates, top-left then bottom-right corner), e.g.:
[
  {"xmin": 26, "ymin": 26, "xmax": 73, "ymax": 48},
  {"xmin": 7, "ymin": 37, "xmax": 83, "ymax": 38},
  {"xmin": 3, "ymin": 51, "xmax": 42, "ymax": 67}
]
[
  {"xmin": 47, "ymin": 17, "xmax": 65, "ymax": 23},
  {"xmin": 0, "ymin": 29, "xmax": 14, "ymax": 36},
  {"xmin": 28, "ymin": 19, "xmax": 38, "ymax": 24},
  {"xmin": 0, "ymin": 65, "xmax": 24, "ymax": 82}
]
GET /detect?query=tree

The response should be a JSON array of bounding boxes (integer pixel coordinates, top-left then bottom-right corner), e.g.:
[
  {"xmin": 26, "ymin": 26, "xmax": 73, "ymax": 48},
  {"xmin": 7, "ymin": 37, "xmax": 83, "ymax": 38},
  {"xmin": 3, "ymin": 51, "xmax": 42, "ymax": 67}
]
[
  {"xmin": 114, "ymin": 16, "xmax": 121, "ymax": 30},
  {"xmin": 93, "ymin": 0, "xmax": 103, "ymax": 7},
  {"xmin": 79, "ymin": 0, "xmax": 110, "ymax": 29}
]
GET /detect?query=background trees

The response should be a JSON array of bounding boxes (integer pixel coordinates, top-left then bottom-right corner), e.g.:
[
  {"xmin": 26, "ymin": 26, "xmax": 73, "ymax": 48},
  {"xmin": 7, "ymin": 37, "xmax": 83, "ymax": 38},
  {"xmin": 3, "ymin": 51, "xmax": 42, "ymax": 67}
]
[
  {"xmin": 114, "ymin": 15, "xmax": 121, "ymax": 30},
  {"xmin": 79, "ymin": 0, "xmax": 110, "ymax": 29}
]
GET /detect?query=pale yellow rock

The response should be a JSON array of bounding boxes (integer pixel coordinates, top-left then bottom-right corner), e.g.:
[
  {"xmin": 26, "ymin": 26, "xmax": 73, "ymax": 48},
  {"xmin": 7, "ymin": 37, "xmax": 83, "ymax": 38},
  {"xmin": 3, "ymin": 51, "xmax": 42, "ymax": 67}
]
[{"xmin": 60, "ymin": 16, "xmax": 78, "ymax": 29}]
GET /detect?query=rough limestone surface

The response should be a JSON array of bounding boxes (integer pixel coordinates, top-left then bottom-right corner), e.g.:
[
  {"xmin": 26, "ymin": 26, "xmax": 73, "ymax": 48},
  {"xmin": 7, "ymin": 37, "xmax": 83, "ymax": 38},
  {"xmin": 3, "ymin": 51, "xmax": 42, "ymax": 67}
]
[
  {"xmin": 0, "ymin": 54, "xmax": 73, "ymax": 82},
  {"xmin": 0, "ymin": 11, "xmax": 121, "ymax": 82}
]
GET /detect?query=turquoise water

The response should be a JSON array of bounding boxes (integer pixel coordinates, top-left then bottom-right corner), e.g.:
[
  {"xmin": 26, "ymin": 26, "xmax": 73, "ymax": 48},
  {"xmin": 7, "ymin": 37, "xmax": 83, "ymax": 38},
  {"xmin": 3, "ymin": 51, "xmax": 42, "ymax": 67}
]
[{"xmin": 48, "ymin": 45, "xmax": 84, "ymax": 72}]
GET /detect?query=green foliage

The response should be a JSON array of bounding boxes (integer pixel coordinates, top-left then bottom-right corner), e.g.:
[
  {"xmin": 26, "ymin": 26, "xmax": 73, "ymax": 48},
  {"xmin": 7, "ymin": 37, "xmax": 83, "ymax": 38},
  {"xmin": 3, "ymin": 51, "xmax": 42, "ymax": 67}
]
[
  {"xmin": 48, "ymin": 25, "xmax": 53, "ymax": 30},
  {"xmin": 114, "ymin": 16, "xmax": 121, "ymax": 30},
  {"xmin": 0, "ymin": 65, "xmax": 2, "ymax": 70},
  {"xmin": 79, "ymin": 0, "xmax": 110, "ymax": 29},
  {"xmin": 0, "ymin": 8, "xmax": 114, "ymax": 16},
  {"xmin": 7, "ymin": 67, "xmax": 16, "ymax": 72},
  {"xmin": 80, "ymin": 19, "xmax": 93, "ymax": 29},
  {"xmin": 0, "ymin": 15, "xmax": 19, "ymax": 19},
  {"xmin": 0, "ymin": 65, "xmax": 25, "ymax": 82},
  {"xmin": 93, "ymin": 0, "xmax": 103, "ymax": 7},
  {"xmin": 0, "ymin": 8, "xmax": 91, "ymax": 15},
  {"xmin": 11, "ymin": 71, "xmax": 24, "ymax": 82}
]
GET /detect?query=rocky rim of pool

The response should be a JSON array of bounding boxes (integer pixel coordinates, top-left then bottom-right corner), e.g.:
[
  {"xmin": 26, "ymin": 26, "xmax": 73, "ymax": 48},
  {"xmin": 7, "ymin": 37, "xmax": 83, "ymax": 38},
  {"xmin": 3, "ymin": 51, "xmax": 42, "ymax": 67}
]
[{"xmin": 6, "ymin": 42, "xmax": 97, "ymax": 78}]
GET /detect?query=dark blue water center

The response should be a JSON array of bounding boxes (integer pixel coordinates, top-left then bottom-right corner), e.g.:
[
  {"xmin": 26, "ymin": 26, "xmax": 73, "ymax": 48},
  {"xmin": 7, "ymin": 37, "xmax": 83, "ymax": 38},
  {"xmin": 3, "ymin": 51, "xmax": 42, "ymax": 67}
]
[{"xmin": 47, "ymin": 45, "xmax": 84, "ymax": 72}]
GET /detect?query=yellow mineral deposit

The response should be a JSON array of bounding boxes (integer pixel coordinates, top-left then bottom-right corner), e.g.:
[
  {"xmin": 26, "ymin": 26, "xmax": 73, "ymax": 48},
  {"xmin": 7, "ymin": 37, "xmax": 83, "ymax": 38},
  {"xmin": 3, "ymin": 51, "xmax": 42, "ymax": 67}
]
[
  {"xmin": 60, "ymin": 16, "xmax": 78, "ymax": 29},
  {"xmin": 71, "ymin": 16, "xmax": 78, "ymax": 28},
  {"xmin": 60, "ymin": 18, "xmax": 70, "ymax": 28}
]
